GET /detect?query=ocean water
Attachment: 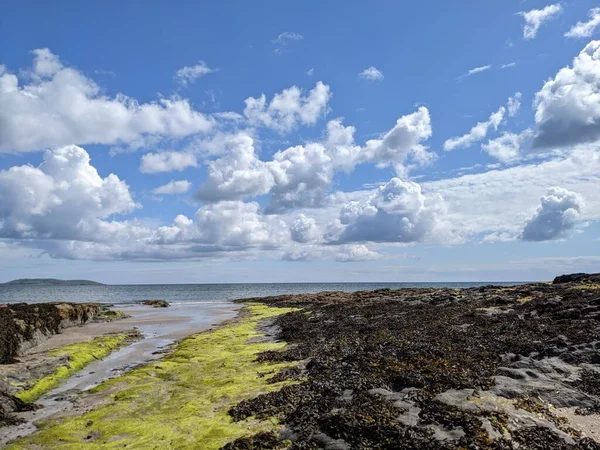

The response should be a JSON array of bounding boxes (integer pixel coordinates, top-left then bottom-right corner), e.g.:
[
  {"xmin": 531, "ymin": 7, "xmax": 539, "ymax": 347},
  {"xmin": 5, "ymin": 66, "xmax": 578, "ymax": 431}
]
[{"xmin": 0, "ymin": 282, "xmax": 526, "ymax": 305}]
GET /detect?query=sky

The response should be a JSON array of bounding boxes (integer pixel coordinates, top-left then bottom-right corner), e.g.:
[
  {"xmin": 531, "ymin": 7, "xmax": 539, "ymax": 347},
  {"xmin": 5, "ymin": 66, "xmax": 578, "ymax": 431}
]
[{"xmin": 1, "ymin": 1, "xmax": 600, "ymax": 283}]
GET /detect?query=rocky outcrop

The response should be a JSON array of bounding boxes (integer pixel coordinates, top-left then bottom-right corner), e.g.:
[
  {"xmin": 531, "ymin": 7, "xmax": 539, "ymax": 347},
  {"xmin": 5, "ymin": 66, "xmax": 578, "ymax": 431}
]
[
  {"xmin": 0, "ymin": 303, "xmax": 101, "ymax": 365},
  {"xmin": 553, "ymin": 272, "xmax": 600, "ymax": 285},
  {"xmin": 141, "ymin": 300, "xmax": 170, "ymax": 308},
  {"xmin": 227, "ymin": 276, "xmax": 600, "ymax": 448}
]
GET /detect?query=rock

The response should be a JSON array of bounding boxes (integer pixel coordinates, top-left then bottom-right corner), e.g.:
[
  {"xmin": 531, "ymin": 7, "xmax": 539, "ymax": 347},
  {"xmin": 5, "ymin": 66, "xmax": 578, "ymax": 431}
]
[
  {"xmin": 141, "ymin": 300, "xmax": 169, "ymax": 308},
  {"xmin": 0, "ymin": 303, "xmax": 100, "ymax": 364},
  {"xmin": 553, "ymin": 273, "xmax": 600, "ymax": 285}
]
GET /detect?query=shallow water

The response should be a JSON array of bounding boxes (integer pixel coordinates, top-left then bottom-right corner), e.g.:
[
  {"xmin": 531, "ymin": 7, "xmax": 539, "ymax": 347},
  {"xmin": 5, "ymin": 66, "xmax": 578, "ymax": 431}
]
[{"xmin": 0, "ymin": 281, "xmax": 526, "ymax": 304}]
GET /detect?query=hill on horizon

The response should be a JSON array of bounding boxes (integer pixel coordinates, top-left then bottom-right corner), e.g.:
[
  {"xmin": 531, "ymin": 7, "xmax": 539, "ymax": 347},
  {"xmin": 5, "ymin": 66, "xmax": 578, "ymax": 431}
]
[{"xmin": 1, "ymin": 278, "xmax": 104, "ymax": 286}]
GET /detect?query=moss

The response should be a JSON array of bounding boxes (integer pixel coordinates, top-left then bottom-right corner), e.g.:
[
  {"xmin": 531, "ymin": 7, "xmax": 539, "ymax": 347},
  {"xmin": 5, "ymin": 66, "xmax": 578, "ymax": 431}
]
[
  {"xmin": 15, "ymin": 331, "xmax": 139, "ymax": 404},
  {"xmin": 8, "ymin": 304, "xmax": 299, "ymax": 450}
]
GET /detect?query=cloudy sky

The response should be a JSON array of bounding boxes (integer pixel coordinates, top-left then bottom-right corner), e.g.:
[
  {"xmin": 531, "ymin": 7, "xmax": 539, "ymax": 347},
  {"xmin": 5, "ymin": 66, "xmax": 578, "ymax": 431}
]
[{"xmin": 1, "ymin": 1, "xmax": 600, "ymax": 283}]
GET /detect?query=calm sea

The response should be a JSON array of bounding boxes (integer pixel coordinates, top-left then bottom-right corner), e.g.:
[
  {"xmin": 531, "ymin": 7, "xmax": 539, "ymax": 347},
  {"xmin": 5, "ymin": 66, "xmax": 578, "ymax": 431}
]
[{"xmin": 0, "ymin": 282, "xmax": 526, "ymax": 305}]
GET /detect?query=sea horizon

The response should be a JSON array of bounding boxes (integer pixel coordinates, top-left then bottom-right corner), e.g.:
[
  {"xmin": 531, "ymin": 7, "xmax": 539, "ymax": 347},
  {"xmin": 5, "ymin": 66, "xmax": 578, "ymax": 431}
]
[{"xmin": 0, "ymin": 280, "xmax": 533, "ymax": 305}]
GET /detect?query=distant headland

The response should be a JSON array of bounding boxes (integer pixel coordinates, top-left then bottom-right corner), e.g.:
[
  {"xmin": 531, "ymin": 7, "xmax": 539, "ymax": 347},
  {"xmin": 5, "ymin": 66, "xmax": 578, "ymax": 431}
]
[{"xmin": 1, "ymin": 278, "xmax": 104, "ymax": 286}]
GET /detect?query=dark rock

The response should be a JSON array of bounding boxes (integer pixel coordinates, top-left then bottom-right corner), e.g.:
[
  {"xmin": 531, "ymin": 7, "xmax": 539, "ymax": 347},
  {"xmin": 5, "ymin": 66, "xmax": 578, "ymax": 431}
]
[
  {"xmin": 141, "ymin": 300, "xmax": 169, "ymax": 308},
  {"xmin": 553, "ymin": 273, "xmax": 600, "ymax": 285}
]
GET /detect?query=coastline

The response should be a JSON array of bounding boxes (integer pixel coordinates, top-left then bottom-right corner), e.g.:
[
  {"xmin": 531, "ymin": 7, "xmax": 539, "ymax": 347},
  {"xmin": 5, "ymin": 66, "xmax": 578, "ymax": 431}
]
[
  {"xmin": 2, "ymin": 275, "xmax": 600, "ymax": 448},
  {"xmin": 0, "ymin": 301, "xmax": 241, "ymax": 446}
]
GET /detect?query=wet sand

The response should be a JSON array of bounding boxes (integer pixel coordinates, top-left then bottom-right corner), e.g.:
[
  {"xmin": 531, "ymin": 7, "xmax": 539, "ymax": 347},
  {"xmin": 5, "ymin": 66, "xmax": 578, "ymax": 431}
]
[{"xmin": 1, "ymin": 301, "xmax": 241, "ymax": 446}]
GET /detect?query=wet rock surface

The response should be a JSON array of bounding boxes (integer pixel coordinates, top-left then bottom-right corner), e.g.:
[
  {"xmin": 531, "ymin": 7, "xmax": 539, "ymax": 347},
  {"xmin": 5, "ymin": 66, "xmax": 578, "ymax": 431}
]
[
  {"xmin": 0, "ymin": 302, "xmax": 100, "ymax": 365},
  {"xmin": 225, "ymin": 275, "xmax": 600, "ymax": 449}
]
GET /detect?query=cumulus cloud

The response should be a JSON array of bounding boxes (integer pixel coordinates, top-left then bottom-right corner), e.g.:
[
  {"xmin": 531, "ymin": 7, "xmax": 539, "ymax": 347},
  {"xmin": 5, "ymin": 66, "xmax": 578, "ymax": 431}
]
[
  {"xmin": 328, "ymin": 178, "xmax": 447, "ymax": 244},
  {"xmin": 521, "ymin": 187, "xmax": 584, "ymax": 241},
  {"xmin": 565, "ymin": 8, "xmax": 600, "ymax": 38},
  {"xmin": 361, "ymin": 107, "xmax": 434, "ymax": 173},
  {"xmin": 519, "ymin": 4, "xmax": 563, "ymax": 40},
  {"xmin": 196, "ymin": 108, "xmax": 433, "ymax": 210},
  {"xmin": 0, "ymin": 145, "xmax": 139, "ymax": 241},
  {"xmin": 152, "ymin": 180, "xmax": 192, "ymax": 195},
  {"xmin": 195, "ymin": 133, "xmax": 273, "ymax": 201},
  {"xmin": 335, "ymin": 244, "xmax": 380, "ymax": 262},
  {"xmin": 533, "ymin": 41, "xmax": 600, "ymax": 149},
  {"xmin": 0, "ymin": 49, "xmax": 213, "ymax": 153},
  {"xmin": 267, "ymin": 143, "xmax": 334, "ymax": 212},
  {"xmin": 481, "ymin": 129, "xmax": 533, "ymax": 164},
  {"xmin": 175, "ymin": 61, "xmax": 217, "ymax": 86},
  {"xmin": 324, "ymin": 118, "xmax": 362, "ymax": 171},
  {"xmin": 444, "ymin": 106, "xmax": 505, "ymax": 151},
  {"xmin": 154, "ymin": 201, "xmax": 288, "ymax": 250},
  {"xmin": 359, "ymin": 66, "xmax": 384, "ymax": 81},
  {"xmin": 140, "ymin": 151, "xmax": 198, "ymax": 173},
  {"xmin": 243, "ymin": 81, "xmax": 331, "ymax": 133},
  {"xmin": 289, "ymin": 214, "xmax": 321, "ymax": 243}
]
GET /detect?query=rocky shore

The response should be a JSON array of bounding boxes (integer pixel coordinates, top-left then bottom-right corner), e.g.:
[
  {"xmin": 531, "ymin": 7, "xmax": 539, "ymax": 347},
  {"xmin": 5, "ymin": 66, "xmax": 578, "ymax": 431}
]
[
  {"xmin": 3, "ymin": 275, "xmax": 600, "ymax": 449},
  {"xmin": 223, "ymin": 275, "xmax": 600, "ymax": 449}
]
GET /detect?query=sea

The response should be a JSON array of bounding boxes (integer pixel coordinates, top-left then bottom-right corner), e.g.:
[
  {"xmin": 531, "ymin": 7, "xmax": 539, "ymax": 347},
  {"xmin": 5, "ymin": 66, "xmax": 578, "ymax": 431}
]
[{"xmin": 0, "ymin": 282, "xmax": 526, "ymax": 305}]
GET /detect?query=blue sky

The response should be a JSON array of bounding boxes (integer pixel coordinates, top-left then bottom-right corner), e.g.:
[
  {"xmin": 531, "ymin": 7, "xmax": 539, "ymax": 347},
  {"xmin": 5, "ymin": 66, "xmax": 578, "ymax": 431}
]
[{"xmin": 1, "ymin": 1, "xmax": 599, "ymax": 283}]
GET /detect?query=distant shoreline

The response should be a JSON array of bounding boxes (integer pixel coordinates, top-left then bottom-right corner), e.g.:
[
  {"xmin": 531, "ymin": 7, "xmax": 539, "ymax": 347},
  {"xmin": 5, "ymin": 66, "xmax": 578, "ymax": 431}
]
[{"xmin": 1, "ymin": 278, "xmax": 104, "ymax": 286}]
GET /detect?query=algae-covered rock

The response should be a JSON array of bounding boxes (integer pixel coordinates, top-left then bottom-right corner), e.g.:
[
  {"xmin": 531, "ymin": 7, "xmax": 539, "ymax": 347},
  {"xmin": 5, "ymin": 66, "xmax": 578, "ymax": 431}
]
[
  {"xmin": 0, "ymin": 303, "xmax": 101, "ymax": 364},
  {"xmin": 141, "ymin": 299, "xmax": 170, "ymax": 308}
]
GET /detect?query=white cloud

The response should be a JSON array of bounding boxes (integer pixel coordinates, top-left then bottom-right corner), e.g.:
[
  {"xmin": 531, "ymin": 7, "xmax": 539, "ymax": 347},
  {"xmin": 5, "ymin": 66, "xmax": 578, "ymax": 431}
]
[
  {"xmin": 306, "ymin": 68, "xmax": 314, "ymax": 76},
  {"xmin": 565, "ymin": 8, "xmax": 600, "ymax": 38},
  {"xmin": 500, "ymin": 62, "xmax": 517, "ymax": 69},
  {"xmin": 272, "ymin": 32, "xmax": 304, "ymax": 55},
  {"xmin": 361, "ymin": 107, "xmax": 434, "ymax": 174},
  {"xmin": 0, "ymin": 49, "xmax": 213, "ymax": 153},
  {"xmin": 152, "ymin": 180, "xmax": 192, "ymax": 195},
  {"xmin": 533, "ymin": 41, "xmax": 600, "ymax": 149},
  {"xmin": 140, "ymin": 151, "xmax": 198, "ymax": 174},
  {"xmin": 481, "ymin": 129, "xmax": 533, "ymax": 163},
  {"xmin": 243, "ymin": 81, "xmax": 331, "ymax": 133},
  {"xmin": 196, "ymin": 133, "xmax": 274, "ymax": 201},
  {"xmin": 0, "ymin": 145, "xmax": 139, "ymax": 241},
  {"xmin": 507, "ymin": 92, "xmax": 522, "ymax": 117},
  {"xmin": 443, "ymin": 106, "xmax": 505, "ymax": 151},
  {"xmin": 423, "ymin": 145, "xmax": 600, "ymax": 239},
  {"xmin": 154, "ymin": 201, "xmax": 288, "ymax": 250},
  {"xmin": 518, "ymin": 4, "xmax": 563, "ymax": 40},
  {"xmin": 328, "ymin": 178, "xmax": 449, "ymax": 244},
  {"xmin": 324, "ymin": 118, "xmax": 362, "ymax": 171},
  {"xmin": 175, "ymin": 61, "xmax": 217, "ymax": 86},
  {"xmin": 31, "ymin": 48, "xmax": 62, "ymax": 77},
  {"xmin": 196, "ymin": 109, "xmax": 433, "ymax": 210},
  {"xmin": 267, "ymin": 143, "xmax": 334, "ymax": 212},
  {"xmin": 273, "ymin": 32, "xmax": 304, "ymax": 44},
  {"xmin": 521, "ymin": 187, "xmax": 584, "ymax": 241},
  {"xmin": 458, "ymin": 65, "xmax": 492, "ymax": 80},
  {"xmin": 359, "ymin": 66, "xmax": 384, "ymax": 81},
  {"xmin": 289, "ymin": 214, "xmax": 321, "ymax": 243},
  {"xmin": 335, "ymin": 244, "xmax": 380, "ymax": 262}
]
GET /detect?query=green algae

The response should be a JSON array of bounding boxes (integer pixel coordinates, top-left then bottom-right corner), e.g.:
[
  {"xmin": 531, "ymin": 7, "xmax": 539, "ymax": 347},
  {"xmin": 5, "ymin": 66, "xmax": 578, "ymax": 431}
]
[
  {"xmin": 15, "ymin": 332, "xmax": 139, "ymax": 404},
  {"xmin": 8, "ymin": 303, "xmax": 299, "ymax": 450}
]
